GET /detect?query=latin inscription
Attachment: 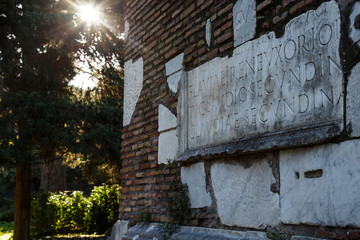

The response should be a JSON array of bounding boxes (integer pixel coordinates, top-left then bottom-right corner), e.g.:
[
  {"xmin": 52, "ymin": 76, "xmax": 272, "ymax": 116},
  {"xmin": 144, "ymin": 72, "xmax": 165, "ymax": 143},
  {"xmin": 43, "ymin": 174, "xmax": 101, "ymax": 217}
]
[{"xmin": 181, "ymin": 1, "xmax": 343, "ymax": 150}]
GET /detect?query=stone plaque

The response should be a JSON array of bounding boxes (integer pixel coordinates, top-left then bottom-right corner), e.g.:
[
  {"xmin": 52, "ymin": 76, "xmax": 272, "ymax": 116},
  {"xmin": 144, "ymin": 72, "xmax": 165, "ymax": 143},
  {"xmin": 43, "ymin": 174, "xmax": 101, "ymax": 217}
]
[{"xmin": 178, "ymin": 1, "xmax": 343, "ymax": 159}]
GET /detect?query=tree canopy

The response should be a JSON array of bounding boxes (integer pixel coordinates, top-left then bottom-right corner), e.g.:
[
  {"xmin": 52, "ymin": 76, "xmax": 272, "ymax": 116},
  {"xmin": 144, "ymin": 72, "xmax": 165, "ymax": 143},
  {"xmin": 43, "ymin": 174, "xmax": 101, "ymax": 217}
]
[{"xmin": 0, "ymin": 0, "xmax": 124, "ymax": 239}]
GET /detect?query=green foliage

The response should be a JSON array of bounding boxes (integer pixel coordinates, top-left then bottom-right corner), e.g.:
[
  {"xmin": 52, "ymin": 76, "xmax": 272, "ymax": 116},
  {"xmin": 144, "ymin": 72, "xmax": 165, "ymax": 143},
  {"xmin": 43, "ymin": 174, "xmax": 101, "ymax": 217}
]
[
  {"xmin": 165, "ymin": 183, "xmax": 190, "ymax": 224},
  {"xmin": 139, "ymin": 208, "xmax": 152, "ymax": 226},
  {"xmin": 71, "ymin": 96, "xmax": 123, "ymax": 183},
  {"xmin": 0, "ymin": 221, "xmax": 13, "ymax": 235},
  {"xmin": 50, "ymin": 191, "xmax": 88, "ymax": 233},
  {"xmin": 157, "ymin": 182, "xmax": 190, "ymax": 239},
  {"xmin": 30, "ymin": 191, "xmax": 57, "ymax": 236},
  {"xmin": 31, "ymin": 185, "xmax": 120, "ymax": 238},
  {"xmin": 0, "ymin": 0, "xmax": 124, "ymax": 238},
  {"xmin": 85, "ymin": 185, "xmax": 120, "ymax": 234},
  {"xmin": 0, "ymin": 167, "xmax": 15, "ymax": 221}
]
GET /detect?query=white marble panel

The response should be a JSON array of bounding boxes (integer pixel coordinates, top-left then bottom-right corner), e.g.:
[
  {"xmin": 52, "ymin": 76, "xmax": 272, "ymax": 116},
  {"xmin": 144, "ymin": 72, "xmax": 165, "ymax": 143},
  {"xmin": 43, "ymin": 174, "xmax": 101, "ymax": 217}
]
[{"xmin": 280, "ymin": 140, "xmax": 360, "ymax": 227}]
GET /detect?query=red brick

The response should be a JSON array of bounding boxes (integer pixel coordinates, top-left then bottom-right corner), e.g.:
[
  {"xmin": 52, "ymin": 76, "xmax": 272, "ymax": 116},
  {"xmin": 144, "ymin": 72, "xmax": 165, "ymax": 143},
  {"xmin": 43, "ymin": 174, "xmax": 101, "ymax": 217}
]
[
  {"xmin": 290, "ymin": 0, "xmax": 315, "ymax": 15},
  {"xmin": 219, "ymin": 19, "xmax": 231, "ymax": 31},
  {"xmin": 217, "ymin": 3, "xmax": 233, "ymax": 17},
  {"xmin": 198, "ymin": 46, "xmax": 207, "ymax": 55},
  {"xmin": 219, "ymin": 41, "xmax": 233, "ymax": 53},
  {"xmin": 347, "ymin": 230, "xmax": 360, "ymax": 240},
  {"xmin": 200, "ymin": 0, "xmax": 213, "ymax": 11},
  {"xmin": 316, "ymin": 229, "xmax": 344, "ymax": 240},
  {"xmin": 257, "ymin": 0, "xmax": 272, "ymax": 12},
  {"xmin": 282, "ymin": 0, "xmax": 296, "ymax": 7},
  {"xmin": 180, "ymin": 3, "xmax": 195, "ymax": 20},
  {"xmin": 215, "ymin": 31, "xmax": 232, "ymax": 45}
]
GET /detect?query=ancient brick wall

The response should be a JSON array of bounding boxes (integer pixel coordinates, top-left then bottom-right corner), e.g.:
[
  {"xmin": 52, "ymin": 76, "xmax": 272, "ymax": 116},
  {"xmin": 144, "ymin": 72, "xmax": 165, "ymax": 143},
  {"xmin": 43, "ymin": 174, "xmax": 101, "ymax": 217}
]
[
  {"xmin": 120, "ymin": 0, "xmax": 239, "ymax": 223},
  {"xmin": 120, "ymin": 0, "xmax": 360, "ymax": 239}
]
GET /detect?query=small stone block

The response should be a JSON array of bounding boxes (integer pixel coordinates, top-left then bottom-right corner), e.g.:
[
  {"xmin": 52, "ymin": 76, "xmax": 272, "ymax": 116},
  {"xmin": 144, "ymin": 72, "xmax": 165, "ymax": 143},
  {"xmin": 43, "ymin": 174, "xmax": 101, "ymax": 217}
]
[
  {"xmin": 158, "ymin": 104, "xmax": 177, "ymax": 133},
  {"xmin": 206, "ymin": 19, "xmax": 212, "ymax": 46},
  {"xmin": 167, "ymin": 71, "xmax": 182, "ymax": 93},
  {"xmin": 233, "ymin": 0, "xmax": 256, "ymax": 47},
  {"xmin": 165, "ymin": 53, "xmax": 184, "ymax": 76},
  {"xmin": 181, "ymin": 162, "xmax": 212, "ymax": 208},
  {"xmin": 211, "ymin": 156, "xmax": 280, "ymax": 229},
  {"xmin": 158, "ymin": 130, "xmax": 178, "ymax": 164}
]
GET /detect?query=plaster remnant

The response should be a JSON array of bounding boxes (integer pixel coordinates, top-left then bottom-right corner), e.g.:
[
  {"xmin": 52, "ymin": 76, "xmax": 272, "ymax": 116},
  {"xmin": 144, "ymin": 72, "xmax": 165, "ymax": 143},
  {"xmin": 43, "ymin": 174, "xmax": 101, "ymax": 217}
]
[{"xmin": 123, "ymin": 57, "xmax": 143, "ymax": 126}]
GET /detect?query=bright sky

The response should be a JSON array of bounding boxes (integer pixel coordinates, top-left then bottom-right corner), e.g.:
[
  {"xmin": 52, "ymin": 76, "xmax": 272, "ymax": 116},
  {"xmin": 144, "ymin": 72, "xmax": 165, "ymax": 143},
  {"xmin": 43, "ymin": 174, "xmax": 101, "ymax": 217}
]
[
  {"xmin": 68, "ymin": 4, "xmax": 101, "ymax": 89},
  {"xmin": 69, "ymin": 72, "xmax": 98, "ymax": 89}
]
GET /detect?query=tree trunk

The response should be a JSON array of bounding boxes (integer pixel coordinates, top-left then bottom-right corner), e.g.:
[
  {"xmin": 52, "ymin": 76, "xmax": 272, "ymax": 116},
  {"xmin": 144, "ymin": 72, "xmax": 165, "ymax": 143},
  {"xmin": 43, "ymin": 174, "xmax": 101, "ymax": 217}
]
[
  {"xmin": 13, "ymin": 160, "xmax": 31, "ymax": 240},
  {"xmin": 40, "ymin": 158, "xmax": 66, "ymax": 192}
]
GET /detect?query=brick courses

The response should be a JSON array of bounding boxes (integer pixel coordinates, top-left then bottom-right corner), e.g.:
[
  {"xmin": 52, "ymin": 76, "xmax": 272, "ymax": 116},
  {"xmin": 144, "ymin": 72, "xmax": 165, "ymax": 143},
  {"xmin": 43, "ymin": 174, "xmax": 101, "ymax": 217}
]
[{"xmin": 120, "ymin": 0, "xmax": 343, "ymax": 232}]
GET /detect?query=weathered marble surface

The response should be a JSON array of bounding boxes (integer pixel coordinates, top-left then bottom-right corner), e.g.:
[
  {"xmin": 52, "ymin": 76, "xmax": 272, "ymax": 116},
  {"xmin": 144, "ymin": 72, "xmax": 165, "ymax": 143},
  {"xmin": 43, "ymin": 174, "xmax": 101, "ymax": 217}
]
[
  {"xmin": 233, "ymin": 0, "xmax": 256, "ymax": 47},
  {"xmin": 123, "ymin": 57, "xmax": 143, "ymax": 126},
  {"xmin": 108, "ymin": 220, "xmax": 129, "ymax": 240},
  {"xmin": 206, "ymin": 19, "xmax": 212, "ymax": 47},
  {"xmin": 178, "ymin": 1, "xmax": 343, "ymax": 158},
  {"xmin": 123, "ymin": 223, "xmax": 270, "ymax": 240},
  {"xmin": 166, "ymin": 53, "xmax": 184, "ymax": 76},
  {"xmin": 124, "ymin": 20, "xmax": 129, "ymax": 39},
  {"xmin": 158, "ymin": 104, "xmax": 177, "ymax": 133},
  {"xmin": 211, "ymin": 156, "xmax": 279, "ymax": 228},
  {"xmin": 280, "ymin": 139, "xmax": 360, "ymax": 227},
  {"xmin": 166, "ymin": 53, "xmax": 184, "ymax": 93},
  {"xmin": 347, "ymin": 63, "xmax": 360, "ymax": 137},
  {"xmin": 350, "ymin": 2, "xmax": 360, "ymax": 47},
  {"xmin": 181, "ymin": 162, "xmax": 212, "ymax": 208},
  {"xmin": 158, "ymin": 129, "xmax": 178, "ymax": 164},
  {"xmin": 167, "ymin": 71, "xmax": 183, "ymax": 93}
]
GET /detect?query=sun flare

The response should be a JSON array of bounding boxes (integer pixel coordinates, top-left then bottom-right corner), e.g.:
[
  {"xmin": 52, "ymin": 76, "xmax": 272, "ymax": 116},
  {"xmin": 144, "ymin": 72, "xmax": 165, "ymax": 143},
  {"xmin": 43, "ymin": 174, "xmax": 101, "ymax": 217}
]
[{"xmin": 78, "ymin": 4, "xmax": 100, "ymax": 24}]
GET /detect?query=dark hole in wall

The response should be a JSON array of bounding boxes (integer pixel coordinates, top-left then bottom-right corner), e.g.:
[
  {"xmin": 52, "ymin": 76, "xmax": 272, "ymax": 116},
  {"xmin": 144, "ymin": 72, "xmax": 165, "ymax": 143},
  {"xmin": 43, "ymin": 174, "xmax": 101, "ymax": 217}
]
[{"xmin": 304, "ymin": 169, "xmax": 323, "ymax": 178}]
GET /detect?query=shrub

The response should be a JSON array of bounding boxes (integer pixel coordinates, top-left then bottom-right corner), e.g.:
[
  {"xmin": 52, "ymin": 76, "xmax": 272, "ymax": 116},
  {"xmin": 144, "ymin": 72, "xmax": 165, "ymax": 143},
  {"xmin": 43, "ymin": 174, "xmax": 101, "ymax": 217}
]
[
  {"xmin": 85, "ymin": 185, "xmax": 119, "ymax": 234},
  {"xmin": 49, "ymin": 191, "xmax": 87, "ymax": 233},
  {"xmin": 31, "ymin": 190, "xmax": 58, "ymax": 236},
  {"xmin": 30, "ymin": 185, "xmax": 120, "ymax": 238}
]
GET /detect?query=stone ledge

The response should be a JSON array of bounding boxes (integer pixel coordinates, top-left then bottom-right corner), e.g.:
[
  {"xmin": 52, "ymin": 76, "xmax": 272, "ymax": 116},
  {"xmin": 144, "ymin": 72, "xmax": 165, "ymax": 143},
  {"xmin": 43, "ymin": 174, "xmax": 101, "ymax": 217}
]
[
  {"xmin": 123, "ymin": 223, "xmax": 269, "ymax": 240},
  {"xmin": 42, "ymin": 236, "xmax": 105, "ymax": 240},
  {"xmin": 178, "ymin": 121, "xmax": 342, "ymax": 161}
]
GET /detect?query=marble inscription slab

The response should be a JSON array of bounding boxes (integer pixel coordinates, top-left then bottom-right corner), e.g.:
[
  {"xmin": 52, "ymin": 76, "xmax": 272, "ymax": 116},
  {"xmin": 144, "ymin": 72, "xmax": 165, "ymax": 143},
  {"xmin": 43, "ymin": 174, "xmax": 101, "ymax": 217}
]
[{"xmin": 178, "ymin": 1, "xmax": 343, "ymax": 159}]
